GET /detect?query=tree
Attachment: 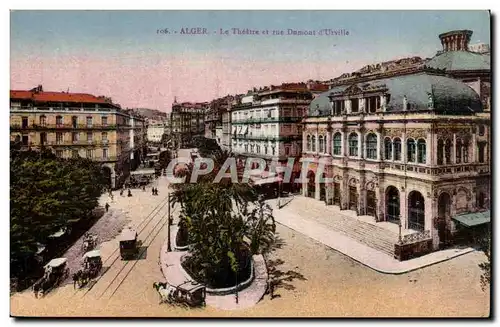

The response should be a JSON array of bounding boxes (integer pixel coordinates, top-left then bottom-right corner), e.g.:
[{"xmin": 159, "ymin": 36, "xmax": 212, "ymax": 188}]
[
  {"xmin": 10, "ymin": 148, "xmax": 108, "ymax": 281},
  {"xmin": 172, "ymin": 150, "xmax": 276, "ymax": 288},
  {"xmin": 478, "ymin": 231, "xmax": 491, "ymax": 292}
]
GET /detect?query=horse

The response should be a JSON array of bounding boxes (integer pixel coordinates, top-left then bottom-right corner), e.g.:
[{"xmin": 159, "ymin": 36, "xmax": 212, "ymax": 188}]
[{"xmin": 72, "ymin": 271, "xmax": 82, "ymax": 289}]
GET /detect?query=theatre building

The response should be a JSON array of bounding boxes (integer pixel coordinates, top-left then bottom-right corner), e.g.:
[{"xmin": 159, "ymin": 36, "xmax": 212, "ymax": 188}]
[{"xmin": 301, "ymin": 32, "xmax": 490, "ymax": 251}]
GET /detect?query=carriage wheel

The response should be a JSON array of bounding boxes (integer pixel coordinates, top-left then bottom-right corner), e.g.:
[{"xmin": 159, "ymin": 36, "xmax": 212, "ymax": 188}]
[{"xmin": 38, "ymin": 290, "xmax": 44, "ymax": 298}]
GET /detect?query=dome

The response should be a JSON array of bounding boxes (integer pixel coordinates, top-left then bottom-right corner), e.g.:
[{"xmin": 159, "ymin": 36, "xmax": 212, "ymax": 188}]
[
  {"xmin": 308, "ymin": 73, "xmax": 482, "ymax": 116},
  {"xmin": 426, "ymin": 51, "xmax": 490, "ymax": 71}
]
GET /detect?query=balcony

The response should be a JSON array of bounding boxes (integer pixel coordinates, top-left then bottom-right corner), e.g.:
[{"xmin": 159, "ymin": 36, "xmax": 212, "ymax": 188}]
[
  {"xmin": 233, "ymin": 134, "xmax": 301, "ymax": 142},
  {"xmin": 38, "ymin": 140, "xmax": 116, "ymax": 147},
  {"xmin": 10, "ymin": 123, "xmax": 119, "ymax": 131},
  {"xmin": 231, "ymin": 116, "xmax": 303, "ymax": 124}
]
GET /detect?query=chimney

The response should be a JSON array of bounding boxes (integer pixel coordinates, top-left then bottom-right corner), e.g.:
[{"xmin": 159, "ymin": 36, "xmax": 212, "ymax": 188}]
[{"xmin": 439, "ymin": 30, "xmax": 473, "ymax": 52}]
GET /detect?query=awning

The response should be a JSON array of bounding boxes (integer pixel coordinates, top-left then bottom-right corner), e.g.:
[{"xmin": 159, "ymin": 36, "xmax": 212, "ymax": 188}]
[
  {"xmin": 253, "ymin": 176, "xmax": 283, "ymax": 186},
  {"xmin": 452, "ymin": 210, "xmax": 490, "ymax": 227}
]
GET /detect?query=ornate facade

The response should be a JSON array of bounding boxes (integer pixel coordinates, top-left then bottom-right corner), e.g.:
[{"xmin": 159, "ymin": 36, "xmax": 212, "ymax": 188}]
[{"xmin": 301, "ymin": 30, "xmax": 490, "ymax": 251}]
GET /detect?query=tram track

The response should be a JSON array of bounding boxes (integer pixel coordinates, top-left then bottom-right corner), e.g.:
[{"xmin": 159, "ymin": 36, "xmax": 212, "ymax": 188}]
[{"xmin": 72, "ymin": 187, "xmax": 175, "ymax": 299}]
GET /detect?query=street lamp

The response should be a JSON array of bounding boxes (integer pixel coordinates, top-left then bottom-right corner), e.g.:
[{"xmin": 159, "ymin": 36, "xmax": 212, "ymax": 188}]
[
  {"xmin": 398, "ymin": 216, "xmax": 402, "ymax": 244},
  {"xmin": 167, "ymin": 192, "xmax": 172, "ymax": 252}
]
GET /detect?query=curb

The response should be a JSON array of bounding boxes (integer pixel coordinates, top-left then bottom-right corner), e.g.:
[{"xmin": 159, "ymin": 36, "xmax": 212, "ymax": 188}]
[{"xmin": 275, "ymin": 220, "xmax": 476, "ymax": 275}]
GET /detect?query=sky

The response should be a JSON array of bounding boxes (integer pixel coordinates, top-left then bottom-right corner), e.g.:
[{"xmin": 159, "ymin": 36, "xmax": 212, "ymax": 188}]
[{"xmin": 10, "ymin": 10, "xmax": 491, "ymax": 111}]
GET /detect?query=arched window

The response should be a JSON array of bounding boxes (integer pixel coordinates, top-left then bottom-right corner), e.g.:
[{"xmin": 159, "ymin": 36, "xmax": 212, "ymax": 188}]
[
  {"xmin": 477, "ymin": 192, "xmax": 485, "ymax": 209},
  {"xmin": 463, "ymin": 139, "xmax": 469, "ymax": 163},
  {"xmin": 393, "ymin": 138, "xmax": 402, "ymax": 161},
  {"xmin": 478, "ymin": 142, "xmax": 486, "ymax": 163},
  {"xmin": 417, "ymin": 139, "xmax": 426, "ymax": 164},
  {"xmin": 311, "ymin": 135, "xmax": 316, "ymax": 152},
  {"xmin": 319, "ymin": 135, "xmax": 325, "ymax": 153},
  {"xmin": 366, "ymin": 133, "xmax": 377, "ymax": 159},
  {"xmin": 333, "ymin": 133, "xmax": 342, "ymax": 155},
  {"xmin": 384, "ymin": 138, "xmax": 392, "ymax": 160},
  {"xmin": 437, "ymin": 139, "xmax": 444, "ymax": 165},
  {"xmin": 445, "ymin": 139, "xmax": 452, "ymax": 164},
  {"xmin": 307, "ymin": 135, "xmax": 311, "ymax": 151},
  {"xmin": 348, "ymin": 133, "xmax": 358, "ymax": 157},
  {"xmin": 455, "ymin": 139, "xmax": 462, "ymax": 164},
  {"xmin": 407, "ymin": 139, "xmax": 416, "ymax": 163}
]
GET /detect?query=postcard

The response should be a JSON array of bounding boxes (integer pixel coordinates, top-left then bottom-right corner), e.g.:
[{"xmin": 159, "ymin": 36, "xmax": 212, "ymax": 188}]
[{"xmin": 10, "ymin": 10, "xmax": 491, "ymax": 318}]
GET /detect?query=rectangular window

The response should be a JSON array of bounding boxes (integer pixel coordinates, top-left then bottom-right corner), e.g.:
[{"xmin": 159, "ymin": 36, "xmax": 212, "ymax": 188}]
[
  {"xmin": 56, "ymin": 150, "xmax": 63, "ymax": 158},
  {"xmin": 56, "ymin": 132, "xmax": 63, "ymax": 144},
  {"xmin": 86, "ymin": 149, "xmax": 93, "ymax": 158},
  {"xmin": 478, "ymin": 143, "xmax": 485, "ymax": 163},
  {"xmin": 86, "ymin": 116, "xmax": 93, "ymax": 127},
  {"xmin": 56, "ymin": 116, "xmax": 63, "ymax": 126},
  {"xmin": 101, "ymin": 116, "xmax": 108, "ymax": 126},
  {"xmin": 72, "ymin": 150, "xmax": 79, "ymax": 158},
  {"xmin": 87, "ymin": 132, "xmax": 93, "ymax": 143},
  {"xmin": 72, "ymin": 132, "xmax": 79, "ymax": 143},
  {"xmin": 351, "ymin": 99, "xmax": 359, "ymax": 113},
  {"xmin": 22, "ymin": 135, "xmax": 29, "ymax": 145},
  {"xmin": 102, "ymin": 148, "xmax": 108, "ymax": 159},
  {"xmin": 332, "ymin": 100, "xmax": 345, "ymax": 115},
  {"xmin": 102, "ymin": 132, "xmax": 108, "ymax": 143},
  {"xmin": 22, "ymin": 117, "xmax": 28, "ymax": 128}
]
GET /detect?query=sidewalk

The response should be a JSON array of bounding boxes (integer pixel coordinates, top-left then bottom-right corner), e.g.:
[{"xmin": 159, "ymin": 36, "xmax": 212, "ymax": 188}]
[
  {"xmin": 267, "ymin": 198, "xmax": 475, "ymax": 274},
  {"xmin": 159, "ymin": 229, "xmax": 268, "ymax": 311}
]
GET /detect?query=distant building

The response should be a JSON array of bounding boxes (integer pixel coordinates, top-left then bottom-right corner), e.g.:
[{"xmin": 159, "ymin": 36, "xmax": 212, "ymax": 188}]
[
  {"xmin": 170, "ymin": 99, "xmax": 207, "ymax": 148},
  {"xmin": 147, "ymin": 119, "xmax": 167, "ymax": 143},
  {"xmin": 205, "ymin": 95, "xmax": 235, "ymax": 147},
  {"xmin": 468, "ymin": 42, "xmax": 490, "ymax": 54},
  {"xmin": 10, "ymin": 85, "xmax": 146, "ymax": 189}
]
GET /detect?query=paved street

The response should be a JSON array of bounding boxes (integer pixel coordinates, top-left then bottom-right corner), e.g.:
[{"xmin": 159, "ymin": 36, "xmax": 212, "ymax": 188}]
[{"xmin": 10, "ymin": 173, "xmax": 489, "ymax": 316}]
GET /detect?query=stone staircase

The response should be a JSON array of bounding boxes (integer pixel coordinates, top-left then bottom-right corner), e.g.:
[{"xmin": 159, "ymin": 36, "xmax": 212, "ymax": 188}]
[{"xmin": 271, "ymin": 197, "xmax": 398, "ymax": 257}]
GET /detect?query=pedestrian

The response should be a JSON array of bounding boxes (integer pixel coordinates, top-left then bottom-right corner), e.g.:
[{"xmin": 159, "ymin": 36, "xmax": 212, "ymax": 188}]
[
  {"xmin": 143, "ymin": 185, "xmax": 146, "ymax": 191},
  {"xmin": 105, "ymin": 202, "xmax": 110, "ymax": 212},
  {"xmin": 120, "ymin": 189, "xmax": 124, "ymax": 196},
  {"xmin": 155, "ymin": 188, "xmax": 159, "ymax": 196},
  {"xmin": 128, "ymin": 189, "xmax": 132, "ymax": 197},
  {"xmin": 152, "ymin": 187, "xmax": 155, "ymax": 196}
]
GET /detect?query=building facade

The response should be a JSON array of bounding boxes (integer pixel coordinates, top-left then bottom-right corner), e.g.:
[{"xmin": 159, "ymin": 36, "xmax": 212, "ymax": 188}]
[
  {"xmin": 301, "ymin": 30, "xmax": 490, "ymax": 251},
  {"xmin": 230, "ymin": 83, "xmax": 328, "ymax": 180},
  {"xmin": 10, "ymin": 85, "xmax": 146, "ymax": 189},
  {"xmin": 205, "ymin": 95, "xmax": 234, "ymax": 147},
  {"xmin": 147, "ymin": 119, "xmax": 167, "ymax": 143},
  {"xmin": 170, "ymin": 100, "xmax": 207, "ymax": 148}
]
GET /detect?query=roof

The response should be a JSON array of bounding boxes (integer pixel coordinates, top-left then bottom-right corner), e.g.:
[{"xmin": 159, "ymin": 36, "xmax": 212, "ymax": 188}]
[
  {"xmin": 177, "ymin": 281, "xmax": 205, "ymax": 292},
  {"xmin": 452, "ymin": 210, "xmax": 490, "ymax": 227},
  {"xmin": 120, "ymin": 228, "xmax": 137, "ymax": 241},
  {"xmin": 83, "ymin": 250, "xmax": 101, "ymax": 258},
  {"xmin": 45, "ymin": 258, "xmax": 67, "ymax": 268},
  {"xmin": 426, "ymin": 51, "xmax": 490, "ymax": 71},
  {"xmin": 10, "ymin": 89, "xmax": 120, "ymax": 107},
  {"xmin": 309, "ymin": 72, "xmax": 482, "ymax": 116}
]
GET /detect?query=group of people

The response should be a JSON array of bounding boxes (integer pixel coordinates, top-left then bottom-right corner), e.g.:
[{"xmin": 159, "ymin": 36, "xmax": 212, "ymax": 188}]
[
  {"xmin": 152, "ymin": 187, "xmax": 159, "ymax": 196},
  {"xmin": 119, "ymin": 188, "xmax": 133, "ymax": 197}
]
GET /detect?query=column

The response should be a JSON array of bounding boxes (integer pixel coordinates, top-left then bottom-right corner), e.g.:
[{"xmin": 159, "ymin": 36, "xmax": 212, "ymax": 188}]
[
  {"xmin": 380, "ymin": 94, "xmax": 387, "ymax": 111},
  {"xmin": 401, "ymin": 131, "xmax": 406, "ymax": 163},
  {"xmin": 376, "ymin": 132, "xmax": 382, "ymax": 161},
  {"xmin": 326, "ymin": 131, "xmax": 331, "ymax": 155},
  {"xmin": 302, "ymin": 132, "xmax": 306, "ymax": 153},
  {"xmin": 315, "ymin": 180, "xmax": 321, "ymax": 200},
  {"xmin": 471, "ymin": 133, "xmax": 477, "ymax": 162},
  {"xmin": 377, "ymin": 183, "xmax": 384, "ymax": 222},
  {"xmin": 400, "ymin": 187, "xmax": 408, "ymax": 230},
  {"xmin": 341, "ymin": 170, "xmax": 349, "ymax": 210},
  {"xmin": 427, "ymin": 194, "xmax": 439, "ymax": 250},
  {"xmin": 315, "ymin": 130, "xmax": 319, "ymax": 153},
  {"xmin": 359, "ymin": 98, "xmax": 366, "ymax": 113},
  {"xmin": 426, "ymin": 130, "xmax": 432, "ymax": 165},
  {"xmin": 358, "ymin": 174, "xmax": 366, "ymax": 216},
  {"xmin": 452, "ymin": 133, "xmax": 457, "ymax": 163},
  {"xmin": 345, "ymin": 100, "xmax": 351, "ymax": 114},
  {"xmin": 358, "ymin": 132, "xmax": 363, "ymax": 158}
]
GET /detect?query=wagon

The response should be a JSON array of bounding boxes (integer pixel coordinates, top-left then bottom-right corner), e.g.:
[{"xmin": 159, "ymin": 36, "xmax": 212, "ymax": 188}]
[
  {"xmin": 119, "ymin": 228, "xmax": 139, "ymax": 260},
  {"xmin": 32, "ymin": 258, "xmax": 69, "ymax": 298},
  {"xmin": 81, "ymin": 233, "xmax": 98, "ymax": 253},
  {"xmin": 153, "ymin": 280, "xmax": 206, "ymax": 307}
]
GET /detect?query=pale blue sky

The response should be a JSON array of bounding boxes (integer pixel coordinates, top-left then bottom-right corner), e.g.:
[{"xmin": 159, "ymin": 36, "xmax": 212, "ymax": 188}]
[{"xmin": 11, "ymin": 10, "xmax": 491, "ymax": 62}]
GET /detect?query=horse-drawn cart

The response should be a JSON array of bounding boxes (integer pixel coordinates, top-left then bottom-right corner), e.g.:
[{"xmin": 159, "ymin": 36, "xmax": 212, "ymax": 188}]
[
  {"xmin": 32, "ymin": 258, "xmax": 69, "ymax": 298},
  {"xmin": 81, "ymin": 233, "xmax": 98, "ymax": 253},
  {"xmin": 73, "ymin": 250, "xmax": 103, "ymax": 288},
  {"xmin": 153, "ymin": 281, "xmax": 206, "ymax": 307}
]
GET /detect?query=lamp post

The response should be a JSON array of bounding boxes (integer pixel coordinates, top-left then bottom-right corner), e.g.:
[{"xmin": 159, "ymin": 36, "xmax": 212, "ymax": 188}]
[
  {"xmin": 398, "ymin": 216, "xmax": 403, "ymax": 244},
  {"xmin": 167, "ymin": 192, "xmax": 172, "ymax": 252}
]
